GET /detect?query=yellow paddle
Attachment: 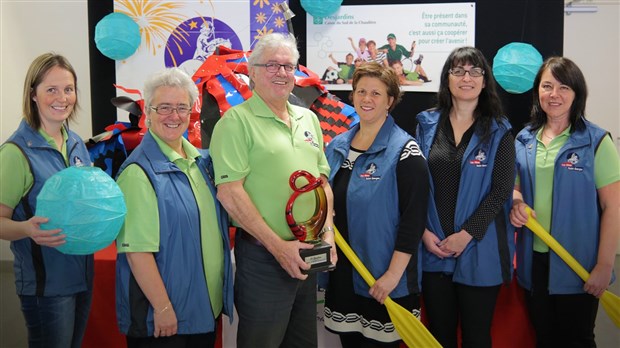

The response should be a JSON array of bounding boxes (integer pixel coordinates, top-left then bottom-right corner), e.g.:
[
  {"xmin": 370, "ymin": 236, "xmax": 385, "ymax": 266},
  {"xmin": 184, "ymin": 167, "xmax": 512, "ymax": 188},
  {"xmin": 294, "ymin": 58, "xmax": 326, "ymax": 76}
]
[
  {"xmin": 524, "ymin": 207, "xmax": 620, "ymax": 329},
  {"xmin": 333, "ymin": 226, "xmax": 441, "ymax": 347}
]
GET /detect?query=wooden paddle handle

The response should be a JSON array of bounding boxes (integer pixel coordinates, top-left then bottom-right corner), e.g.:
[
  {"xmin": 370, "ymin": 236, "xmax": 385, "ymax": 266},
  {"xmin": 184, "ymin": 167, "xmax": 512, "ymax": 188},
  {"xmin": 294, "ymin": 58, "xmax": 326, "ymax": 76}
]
[{"xmin": 524, "ymin": 206, "xmax": 590, "ymax": 281}]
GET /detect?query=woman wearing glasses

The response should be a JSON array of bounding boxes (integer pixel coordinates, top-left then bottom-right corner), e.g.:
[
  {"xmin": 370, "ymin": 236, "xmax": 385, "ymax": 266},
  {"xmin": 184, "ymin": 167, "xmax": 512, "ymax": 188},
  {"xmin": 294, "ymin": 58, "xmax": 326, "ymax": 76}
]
[
  {"xmin": 415, "ymin": 46, "xmax": 515, "ymax": 348},
  {"xmin": 115, "ymin": 68, "xmax": 233, "ymax": 348}
]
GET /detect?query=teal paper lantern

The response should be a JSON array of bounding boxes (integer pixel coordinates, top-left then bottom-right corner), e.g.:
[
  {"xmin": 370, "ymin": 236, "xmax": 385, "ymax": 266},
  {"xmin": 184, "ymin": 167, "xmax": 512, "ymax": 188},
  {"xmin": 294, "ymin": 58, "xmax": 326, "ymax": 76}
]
[
  {"xmin": 493, "ymin": 42, "xmax": 543, "ymax": 94},
  {"xmin": 95, "ymin": 12, "xmax": 141, "ymax": 60},
  {"xmin": 36, "ymin": 167, "xmax": 127, "ymax": 255},
  {"xmin": 301, "ymin": 0, "xmax": 343, "ymax": 18}
]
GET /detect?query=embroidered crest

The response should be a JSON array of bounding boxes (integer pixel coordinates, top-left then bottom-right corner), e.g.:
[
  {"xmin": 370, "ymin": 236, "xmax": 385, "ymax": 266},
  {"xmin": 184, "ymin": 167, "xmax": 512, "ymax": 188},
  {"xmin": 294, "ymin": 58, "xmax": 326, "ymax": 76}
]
[
  {"xmin": 359, "ymin": 162, "xmax": 380, "ymax": 180},
  {"xmin": 561, "ymin": 152, "xmax": 583, "ymax": 172},
  {"xmin": 304, "ymin": 130, "xmax": 320, "ymax": 148},
  {"xmin": 469, "ymin": 149, "xmax": 488, "ymax": 168}
]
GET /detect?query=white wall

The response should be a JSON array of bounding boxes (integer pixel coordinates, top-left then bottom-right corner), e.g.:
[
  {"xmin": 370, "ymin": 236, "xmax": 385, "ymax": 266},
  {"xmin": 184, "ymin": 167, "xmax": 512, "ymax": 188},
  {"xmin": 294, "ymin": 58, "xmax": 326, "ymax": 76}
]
[
  {"xmin": 564, "ymin": 2, "xmax": 620, "ymax": 140},
  {"xmin": 563, "ymin": 1, "xmax": 620, "ymax": 253},
  {"xmin": 0, "ymin": 0, "xmax": 92, "ymax": 260}
]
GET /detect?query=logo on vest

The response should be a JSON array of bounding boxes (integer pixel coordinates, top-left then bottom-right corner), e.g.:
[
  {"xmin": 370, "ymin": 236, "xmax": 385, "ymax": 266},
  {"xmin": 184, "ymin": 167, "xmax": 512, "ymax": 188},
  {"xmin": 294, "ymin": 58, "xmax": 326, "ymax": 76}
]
[
  {"xmin": 73, "ymin": 156, "xmax": 85, "ymax": 167},
  {"xmin": 561, "ymin": 152, "xmax": 583, "ymax": 172},
  {"xmin": 359, "ymin": 162, "xmax": 380, "ymax": 181},
  {"xmin": 304, "ymin": 130, "xmax": 319, "ymax": 148},
  {"xmin": 469, "ymin": 149, "xmax": 488, "ymax": 168}
]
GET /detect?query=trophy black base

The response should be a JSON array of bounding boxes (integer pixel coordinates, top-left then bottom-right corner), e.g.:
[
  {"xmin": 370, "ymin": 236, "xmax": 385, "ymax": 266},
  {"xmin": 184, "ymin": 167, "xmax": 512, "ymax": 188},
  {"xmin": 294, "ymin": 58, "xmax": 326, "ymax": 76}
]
[{"xmin": 299, "ymin": 239, "xmax": 335, "ymax": 274}]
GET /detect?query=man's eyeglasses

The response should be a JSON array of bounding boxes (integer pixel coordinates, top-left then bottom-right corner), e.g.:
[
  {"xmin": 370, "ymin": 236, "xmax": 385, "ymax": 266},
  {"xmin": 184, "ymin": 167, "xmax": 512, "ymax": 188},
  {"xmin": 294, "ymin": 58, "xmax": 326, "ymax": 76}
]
[
  {"xmin": 449, "ymin": 67, "xmax": 485, "ymax": 77},
  {"xmin": 253, "ymin": 63, "xmax": 296, "ymax": 73},
  {"xmin": 150, "ymin": 105, "xmax": 192, "ymax": 116}
]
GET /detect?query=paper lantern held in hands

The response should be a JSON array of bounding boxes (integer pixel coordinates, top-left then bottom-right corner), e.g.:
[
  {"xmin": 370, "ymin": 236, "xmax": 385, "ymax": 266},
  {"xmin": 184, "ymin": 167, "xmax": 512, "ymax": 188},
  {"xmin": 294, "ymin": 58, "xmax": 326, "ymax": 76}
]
[
  {"xmin": 301, "ymin": 0, "xmax": 343, "ymax": 18},
  {"xmin": 36, "ymin": 166, "xmax": 127, "ymax": 255},
  {"xmin": 492, "ymin": 42, "xmax": 543, "ymax": 94},
  {"xmin": 95, "ymin": 12, "xmax": 141, "ymax": 60}
]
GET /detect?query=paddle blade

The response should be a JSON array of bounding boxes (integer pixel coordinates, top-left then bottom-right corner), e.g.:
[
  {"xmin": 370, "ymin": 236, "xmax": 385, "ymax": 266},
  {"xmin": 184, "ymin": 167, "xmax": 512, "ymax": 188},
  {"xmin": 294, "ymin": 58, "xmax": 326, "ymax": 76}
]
[
  {"xmin": 334, "ymin": 227, "xmax": 441, "ymax": 347},
  {"xmin": 385, "ymin": 298, "xmax": 442, "ymax": 348},
  {"xmin": 601, "ymin": 291, "xmax": 620, "ymax": 329}
]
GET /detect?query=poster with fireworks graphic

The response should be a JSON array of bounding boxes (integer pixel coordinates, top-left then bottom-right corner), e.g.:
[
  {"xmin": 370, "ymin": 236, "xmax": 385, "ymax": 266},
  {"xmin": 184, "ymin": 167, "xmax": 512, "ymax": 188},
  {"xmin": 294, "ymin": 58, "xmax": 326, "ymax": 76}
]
[{"xmin": 113, "ymin": 0, "xmax": 289, "ymax": 121}]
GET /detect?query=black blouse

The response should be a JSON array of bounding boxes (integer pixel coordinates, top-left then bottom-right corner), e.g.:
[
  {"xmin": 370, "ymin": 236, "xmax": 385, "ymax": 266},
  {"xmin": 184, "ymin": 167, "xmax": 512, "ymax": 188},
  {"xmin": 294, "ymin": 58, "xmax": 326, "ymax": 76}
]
[{"xmin": 427, "ymin": 115, "xmax": 515, "ymax": 240}]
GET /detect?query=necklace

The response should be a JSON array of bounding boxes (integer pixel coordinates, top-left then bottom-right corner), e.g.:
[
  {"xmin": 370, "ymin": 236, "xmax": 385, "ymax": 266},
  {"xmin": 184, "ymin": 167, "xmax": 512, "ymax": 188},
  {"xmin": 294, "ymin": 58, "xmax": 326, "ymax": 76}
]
[{"xmin": 542, "ymin": 128, "xmax": 555, "ymax": 141}]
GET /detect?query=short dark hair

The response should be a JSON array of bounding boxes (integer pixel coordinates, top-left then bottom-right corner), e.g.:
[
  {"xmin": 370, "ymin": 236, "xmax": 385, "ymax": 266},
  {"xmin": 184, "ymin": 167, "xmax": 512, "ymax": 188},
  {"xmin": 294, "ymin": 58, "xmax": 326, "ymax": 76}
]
[{"xmin": 528, "ymin": 56, "xmax": 587, "ymax": 132}]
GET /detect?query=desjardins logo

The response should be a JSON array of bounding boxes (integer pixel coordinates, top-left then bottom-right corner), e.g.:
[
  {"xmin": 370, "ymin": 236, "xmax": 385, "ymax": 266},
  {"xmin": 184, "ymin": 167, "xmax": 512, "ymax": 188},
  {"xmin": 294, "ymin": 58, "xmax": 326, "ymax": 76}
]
[{"xmin": 313, "ymin": 13, "xmax": 355, "ymax": 25}]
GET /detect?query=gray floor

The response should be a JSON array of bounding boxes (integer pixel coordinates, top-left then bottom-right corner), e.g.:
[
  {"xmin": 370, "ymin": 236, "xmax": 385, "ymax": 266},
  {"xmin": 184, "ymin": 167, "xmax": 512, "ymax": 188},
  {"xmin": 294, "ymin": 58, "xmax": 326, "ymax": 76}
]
[{"xmin": 1, "ymin": 258, "xmax": 619, "ymax": 348}]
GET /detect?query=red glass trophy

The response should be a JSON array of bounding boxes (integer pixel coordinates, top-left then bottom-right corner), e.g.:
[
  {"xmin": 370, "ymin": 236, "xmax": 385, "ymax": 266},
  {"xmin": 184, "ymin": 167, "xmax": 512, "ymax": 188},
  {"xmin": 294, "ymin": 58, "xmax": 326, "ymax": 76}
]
[{"xmin": 285, "ymin": 170, "xmax": 335, "ymax": 274}]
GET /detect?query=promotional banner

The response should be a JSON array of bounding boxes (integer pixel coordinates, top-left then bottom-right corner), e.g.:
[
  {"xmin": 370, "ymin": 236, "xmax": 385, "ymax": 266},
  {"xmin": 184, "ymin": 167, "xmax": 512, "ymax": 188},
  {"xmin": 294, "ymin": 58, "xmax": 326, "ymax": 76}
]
[{"xmin": 306, "ymin": 2, "xmax": 476, "ymax": 92}]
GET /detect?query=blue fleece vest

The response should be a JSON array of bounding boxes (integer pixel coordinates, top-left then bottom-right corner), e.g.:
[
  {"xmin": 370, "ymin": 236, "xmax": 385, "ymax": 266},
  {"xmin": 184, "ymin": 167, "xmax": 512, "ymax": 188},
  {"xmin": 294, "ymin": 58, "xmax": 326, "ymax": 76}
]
[
  {"xmin": 416, "ymin": 110, "xmax": 514, "ymax": 286},
  {"xmin": 115, "ymin": 132, "xmax": 233, "ymax": 336},
  {"xmin": 515, "ymin": 121, "xmax": 614, "ymax": 294},
  {"xmin": 326, "ymin": 115, "xmax": 421, "ymax": 298},
  {"xmin": 6, "ymin": 120, "xmax": 93, "ymax": 296}
]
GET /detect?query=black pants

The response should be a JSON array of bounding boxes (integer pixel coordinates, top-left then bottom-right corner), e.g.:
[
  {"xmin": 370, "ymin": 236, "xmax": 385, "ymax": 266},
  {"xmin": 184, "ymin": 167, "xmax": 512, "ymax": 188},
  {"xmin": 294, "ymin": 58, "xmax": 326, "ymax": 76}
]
[
  {"xmin": 422, "ymin": 272, "xmax": 501, "ymax": 348},
  {"xmin": 525, "ymin": 252, "xmax": 599, "ymax": 348},
  {"xmin": 234, "ymin": 235, "xmax": 318, "ymax": 348}
]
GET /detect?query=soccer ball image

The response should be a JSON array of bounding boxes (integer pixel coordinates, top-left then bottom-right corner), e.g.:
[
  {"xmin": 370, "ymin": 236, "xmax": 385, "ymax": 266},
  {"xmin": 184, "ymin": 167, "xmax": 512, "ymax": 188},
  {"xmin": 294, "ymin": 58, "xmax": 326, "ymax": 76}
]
[{"xmin": 324, "ymin": 69, "xmax": 339, "ymax": 83}]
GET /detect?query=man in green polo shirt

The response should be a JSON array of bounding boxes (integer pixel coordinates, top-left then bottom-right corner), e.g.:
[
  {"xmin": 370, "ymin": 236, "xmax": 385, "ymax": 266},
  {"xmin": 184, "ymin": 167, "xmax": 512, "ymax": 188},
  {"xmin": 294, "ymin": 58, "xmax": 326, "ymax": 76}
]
[{"xmin": 210, "ymin": 33, "xmax": 336, "ymax": 348}]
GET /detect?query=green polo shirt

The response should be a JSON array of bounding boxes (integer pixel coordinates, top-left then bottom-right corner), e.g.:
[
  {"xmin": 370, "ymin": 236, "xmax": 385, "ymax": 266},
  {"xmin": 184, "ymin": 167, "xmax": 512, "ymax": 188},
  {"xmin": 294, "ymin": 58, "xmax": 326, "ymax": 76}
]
[
  {"xmin": 210, "ymin": 94, "xmax": 330, "ymax": 240},
  {"xmin": 0, "ymin": 127, "xmax": 68, "ymax": 209},
  {"xmin": 338, "ymin": 64, "xmax": 354, "ymax": 80},
  {"xmin": 116, "ymin": 131, "xmax": 223, "ymax": 316},
  {"xmin": 528, "ymin": 127, "xmax": 620, "ymax": 252}
]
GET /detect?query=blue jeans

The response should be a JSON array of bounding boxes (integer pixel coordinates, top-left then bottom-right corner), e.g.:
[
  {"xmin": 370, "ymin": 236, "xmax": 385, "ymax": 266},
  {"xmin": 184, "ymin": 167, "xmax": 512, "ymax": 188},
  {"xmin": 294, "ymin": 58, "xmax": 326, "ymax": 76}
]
[{"xmin": 19, "ymin": 291, "xmax": 93, "ymax": 348}]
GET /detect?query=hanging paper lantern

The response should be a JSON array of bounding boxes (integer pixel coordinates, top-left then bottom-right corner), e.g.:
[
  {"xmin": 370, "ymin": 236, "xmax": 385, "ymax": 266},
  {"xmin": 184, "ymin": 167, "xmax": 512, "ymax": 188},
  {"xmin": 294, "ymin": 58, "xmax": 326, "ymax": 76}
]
[
  {"xmin": 95, "ymin": 12, "xmax": 141, "ymax": 60},
  {"xmin": 493, "ymin": 42, "xmax": 543, "ymax": 94},
  {"xmin": 301, "ymin": 0, "xmax": 343, "ymax": 18},
  {"xmin": 36, "ymin": 166, "xmax": 127, "ymax": 255}
]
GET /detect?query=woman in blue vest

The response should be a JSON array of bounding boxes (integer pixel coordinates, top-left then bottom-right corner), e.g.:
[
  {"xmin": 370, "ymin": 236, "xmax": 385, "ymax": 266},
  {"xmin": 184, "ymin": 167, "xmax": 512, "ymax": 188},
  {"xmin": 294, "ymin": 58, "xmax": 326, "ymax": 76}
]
[
  {"xmin": 115, "ymin": 68, "xmax": 233, "ymax": 348},
  {"xmin": 0, "ymin": 53, "xmax": 93, "ymax": 348},
  {"xmin": 510, "ymin": 57, "xmax": 620, "ymax": 347},
  {"xmin": 416, "ymin": 46, "xmax": 515, "ymax": 348},
  {"xmin": 323, "ymin": 62, "xmax": 430, "ymax": 347}
]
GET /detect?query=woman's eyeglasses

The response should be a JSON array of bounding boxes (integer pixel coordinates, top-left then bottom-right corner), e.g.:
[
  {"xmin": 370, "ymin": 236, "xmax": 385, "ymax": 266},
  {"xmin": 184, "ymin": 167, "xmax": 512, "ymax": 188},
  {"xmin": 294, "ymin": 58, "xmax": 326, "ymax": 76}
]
[
  {"xmin": 449, "ymin": 67, "xmax": 485, "ymax": 77},
  {"xmin": 150, "ymin": 105, "xmax": 192, "ymax": 116}
]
